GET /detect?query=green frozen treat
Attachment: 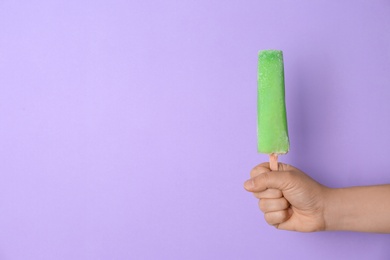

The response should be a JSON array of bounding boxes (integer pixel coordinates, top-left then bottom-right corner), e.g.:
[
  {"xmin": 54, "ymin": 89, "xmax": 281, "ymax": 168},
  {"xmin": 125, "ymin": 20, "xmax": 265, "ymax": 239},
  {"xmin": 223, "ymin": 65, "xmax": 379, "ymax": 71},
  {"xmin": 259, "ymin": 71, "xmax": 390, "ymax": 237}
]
[{"xmin": 257, "ymin": 50, "xmax": 289, "ymax": 154}]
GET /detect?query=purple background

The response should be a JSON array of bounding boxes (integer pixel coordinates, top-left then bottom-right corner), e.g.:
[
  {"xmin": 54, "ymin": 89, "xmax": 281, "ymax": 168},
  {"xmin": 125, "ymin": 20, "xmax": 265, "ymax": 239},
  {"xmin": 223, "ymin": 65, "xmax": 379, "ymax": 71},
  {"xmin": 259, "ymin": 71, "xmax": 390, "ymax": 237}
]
[{"xmin": 1, "ymin": 1, "xmax": 390, "ymax": 259}]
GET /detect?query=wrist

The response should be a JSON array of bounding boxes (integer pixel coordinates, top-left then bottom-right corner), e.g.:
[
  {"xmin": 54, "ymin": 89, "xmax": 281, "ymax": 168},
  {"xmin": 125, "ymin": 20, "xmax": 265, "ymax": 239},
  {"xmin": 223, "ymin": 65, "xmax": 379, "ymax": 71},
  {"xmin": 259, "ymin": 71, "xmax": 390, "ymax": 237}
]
[{"xmin": 322, "ymin": 187, "xmax": 345, "ymax": 231}]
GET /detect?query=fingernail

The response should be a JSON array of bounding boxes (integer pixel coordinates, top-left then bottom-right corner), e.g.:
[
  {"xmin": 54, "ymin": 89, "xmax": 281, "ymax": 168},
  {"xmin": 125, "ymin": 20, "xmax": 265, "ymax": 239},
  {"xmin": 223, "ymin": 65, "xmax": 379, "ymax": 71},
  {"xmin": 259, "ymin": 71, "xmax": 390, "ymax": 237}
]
[{"xmin": 244, "ymin": 179, "xmax": 254, "ymax": 190}]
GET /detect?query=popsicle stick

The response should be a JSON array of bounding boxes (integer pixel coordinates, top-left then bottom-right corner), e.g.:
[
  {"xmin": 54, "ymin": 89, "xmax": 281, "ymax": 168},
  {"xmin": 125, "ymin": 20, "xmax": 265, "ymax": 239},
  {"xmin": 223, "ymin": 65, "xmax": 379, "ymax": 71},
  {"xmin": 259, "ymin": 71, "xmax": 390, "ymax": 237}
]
[{"xmin": 269, "ymin": 153, "xmax": 278, "ymax": 171}]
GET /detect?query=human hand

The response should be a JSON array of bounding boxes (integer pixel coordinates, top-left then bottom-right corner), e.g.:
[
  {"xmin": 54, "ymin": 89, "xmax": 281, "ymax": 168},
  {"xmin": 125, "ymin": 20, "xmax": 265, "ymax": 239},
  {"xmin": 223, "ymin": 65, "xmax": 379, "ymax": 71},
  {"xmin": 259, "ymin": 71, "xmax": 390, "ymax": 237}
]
[{"xmin": 244, "ymin": 163, "xmax": 329, "ymax": 232}]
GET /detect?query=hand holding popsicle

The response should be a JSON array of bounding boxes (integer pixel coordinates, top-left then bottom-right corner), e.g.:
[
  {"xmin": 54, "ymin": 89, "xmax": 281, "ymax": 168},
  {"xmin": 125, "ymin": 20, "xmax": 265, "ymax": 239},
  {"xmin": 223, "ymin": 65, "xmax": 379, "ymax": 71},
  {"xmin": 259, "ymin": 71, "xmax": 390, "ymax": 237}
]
[
  {"xmin": 254, "ymin": 50, "xmax": 327, "ymax": 232},
  {"xmin": 245, "ymin": 163, "xmax": 327, "ymax": 232},
  {"xmin": 248, "ymin": 50, "xmax": 390, "ymax": 233},
  {"xmin": 244, "ymin": 163, "xmax": 390, "ymax": 233}
]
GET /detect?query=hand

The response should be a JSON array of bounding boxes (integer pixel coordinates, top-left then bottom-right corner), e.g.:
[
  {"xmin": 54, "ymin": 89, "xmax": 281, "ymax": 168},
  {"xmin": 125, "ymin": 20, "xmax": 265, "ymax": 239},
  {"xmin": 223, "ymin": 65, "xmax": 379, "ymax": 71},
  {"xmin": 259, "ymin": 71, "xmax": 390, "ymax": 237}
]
[{"xmin": 244, "ymin": 163, "xmax": 329, "ymax": 232}]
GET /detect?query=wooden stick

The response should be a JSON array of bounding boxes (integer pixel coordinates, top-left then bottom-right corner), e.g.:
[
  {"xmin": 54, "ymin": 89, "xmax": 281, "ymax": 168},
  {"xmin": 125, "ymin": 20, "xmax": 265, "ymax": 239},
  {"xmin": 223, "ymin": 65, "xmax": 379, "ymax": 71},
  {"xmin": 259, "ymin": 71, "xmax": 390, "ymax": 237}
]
[{"xmin": 269, "ymin": 153, "xmax": 278, "ymax": 171}]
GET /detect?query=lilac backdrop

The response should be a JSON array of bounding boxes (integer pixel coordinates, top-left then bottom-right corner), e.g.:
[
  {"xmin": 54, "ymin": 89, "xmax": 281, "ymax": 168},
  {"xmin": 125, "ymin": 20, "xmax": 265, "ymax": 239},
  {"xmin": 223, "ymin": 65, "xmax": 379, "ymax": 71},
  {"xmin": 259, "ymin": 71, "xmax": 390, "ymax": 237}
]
[{"xmin": 1, "ymin": 1, "xmax": 390, "ymax": 259}]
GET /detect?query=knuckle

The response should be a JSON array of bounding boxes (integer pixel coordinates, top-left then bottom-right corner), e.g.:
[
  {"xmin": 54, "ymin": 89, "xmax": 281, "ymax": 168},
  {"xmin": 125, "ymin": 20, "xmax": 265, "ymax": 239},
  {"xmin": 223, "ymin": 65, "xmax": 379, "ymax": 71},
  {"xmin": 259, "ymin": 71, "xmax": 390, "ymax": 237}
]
[
  {"xmin": 252, "ymin": 175, "xmax": 265, "ymax": 191},
  {"xmin": 264, "ymin": 212, "xmax": 275, "ymax": 225},
  {"xmin": 259, "ymin": 198, "xmax": 290, "ymax": 213},
  {"xmin": 264, "ymin": 210, "xmax": 289, "ymax": 226},
  {"xmin": 261, "ymin": 172, "xmax": 271, "ymax": 186},
  {"xmin": 251, "ymin": 164, "xmax": 270, "ymax": 178},
  {"xmin": 250, "ymin": 168, "xmax": 257, "ymax": 178},
  {"xmin": 279, "ymin": 210, "xmax": 289, "ymax": 222},
  {"xmin": 253, "ymin": 192, "xmax": 260, "ymax": 199},
  {"xmin": 258, "ymin": 199, "xmax": 267, "ymax": 212},
  {"xmin": 250, "ymin": 166, "xmax": 262, "ymax": 178}
]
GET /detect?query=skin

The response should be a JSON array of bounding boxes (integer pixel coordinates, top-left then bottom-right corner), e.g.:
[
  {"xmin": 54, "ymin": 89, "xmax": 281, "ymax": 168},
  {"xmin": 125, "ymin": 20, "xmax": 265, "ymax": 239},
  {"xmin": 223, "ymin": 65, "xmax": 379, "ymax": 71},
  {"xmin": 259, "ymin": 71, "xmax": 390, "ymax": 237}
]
[{"xmin": 244, "ymin": 163, "xmax": 390, "ymax": 233}]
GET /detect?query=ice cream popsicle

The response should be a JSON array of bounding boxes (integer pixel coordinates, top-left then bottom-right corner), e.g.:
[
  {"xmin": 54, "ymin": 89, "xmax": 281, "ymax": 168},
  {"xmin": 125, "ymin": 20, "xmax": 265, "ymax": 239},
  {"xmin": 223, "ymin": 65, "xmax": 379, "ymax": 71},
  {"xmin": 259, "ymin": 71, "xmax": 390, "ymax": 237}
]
[{"xmin": 257, "ymin": 50, "xmax": 289, "ymax": 170}]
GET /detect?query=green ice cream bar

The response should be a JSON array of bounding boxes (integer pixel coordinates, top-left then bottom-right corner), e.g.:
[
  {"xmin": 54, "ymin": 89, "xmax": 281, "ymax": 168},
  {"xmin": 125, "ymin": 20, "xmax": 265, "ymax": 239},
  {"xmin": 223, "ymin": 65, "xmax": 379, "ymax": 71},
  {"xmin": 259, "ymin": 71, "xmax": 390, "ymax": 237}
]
[{"xmin": 257, "ymin": 50, "xmax": 289, "ymax": 154}]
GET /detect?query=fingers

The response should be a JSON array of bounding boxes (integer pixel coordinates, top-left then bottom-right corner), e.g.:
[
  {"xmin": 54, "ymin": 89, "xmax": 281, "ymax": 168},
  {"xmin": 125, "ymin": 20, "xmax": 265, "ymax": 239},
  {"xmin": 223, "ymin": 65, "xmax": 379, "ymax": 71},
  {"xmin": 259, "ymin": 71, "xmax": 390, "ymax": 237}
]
[
  {"xmin": 258, "ymin": 197, "xmax": 290, "ymax": 212},
  {"xmin": 255, "ymin": 191, "xmax": 291, "ymax": 227},
  {"xmin": 259, "ymin": 198, "xmax": 292, "ymax": 226},
  {"xmin": 264, "ymin": 210, "xmax": 291, "ymax": 226},
  {"xmin": 253, "ymin": 188, "xmax": 283, "ymax": 199},
  {"xmin": 245, "ymin": 163, "xmax": 305, "ymax": 229}
]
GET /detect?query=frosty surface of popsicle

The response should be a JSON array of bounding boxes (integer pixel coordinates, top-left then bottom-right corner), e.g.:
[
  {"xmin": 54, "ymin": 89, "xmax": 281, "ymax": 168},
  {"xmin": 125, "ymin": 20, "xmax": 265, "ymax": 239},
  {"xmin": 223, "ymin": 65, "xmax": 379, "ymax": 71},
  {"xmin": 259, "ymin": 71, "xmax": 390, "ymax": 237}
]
[{"xmin": 257, "ymin": 50, "xmax": 289, "ymax": 154}]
